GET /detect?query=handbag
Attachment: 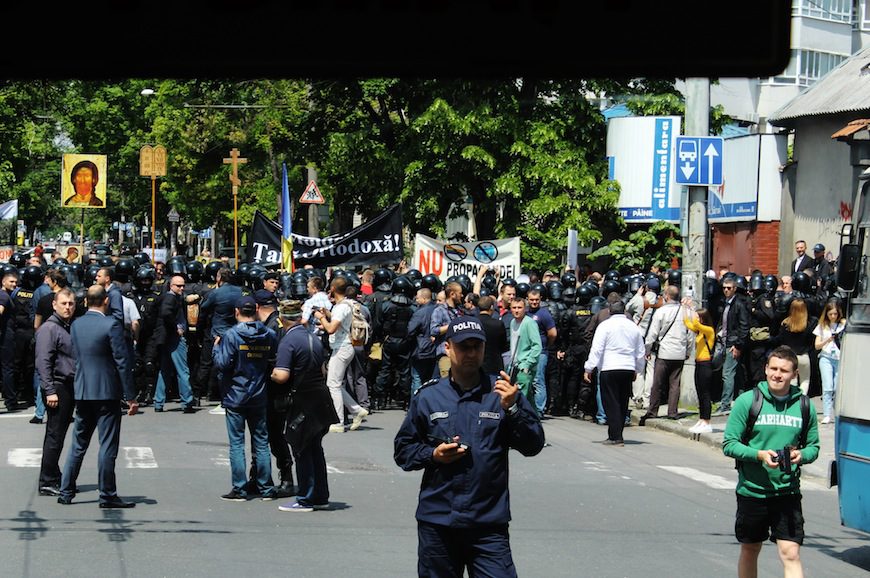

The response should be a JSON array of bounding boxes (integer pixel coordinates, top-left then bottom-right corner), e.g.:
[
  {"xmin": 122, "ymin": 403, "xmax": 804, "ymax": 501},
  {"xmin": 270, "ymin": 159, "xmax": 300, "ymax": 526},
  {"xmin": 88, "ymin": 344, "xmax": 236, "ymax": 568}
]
[{"xmin": 703, "ymin": 333, "xmax": 726, "ymax": 372}]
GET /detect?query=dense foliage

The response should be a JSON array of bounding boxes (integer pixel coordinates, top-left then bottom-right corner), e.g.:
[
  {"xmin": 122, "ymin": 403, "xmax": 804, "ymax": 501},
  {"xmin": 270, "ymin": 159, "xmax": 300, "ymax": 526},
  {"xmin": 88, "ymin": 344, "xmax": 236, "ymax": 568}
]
[{"xmin": 1, "ymin": 78, "xmax": 706, "ymax": 271}]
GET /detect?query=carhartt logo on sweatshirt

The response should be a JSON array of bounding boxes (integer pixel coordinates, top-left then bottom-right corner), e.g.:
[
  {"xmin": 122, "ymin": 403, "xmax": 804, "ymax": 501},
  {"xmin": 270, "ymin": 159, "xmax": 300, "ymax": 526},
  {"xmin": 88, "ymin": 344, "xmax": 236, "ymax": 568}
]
[{"xmin": 755, "ymin": 414, "xmax": 802, "ymax": 428}]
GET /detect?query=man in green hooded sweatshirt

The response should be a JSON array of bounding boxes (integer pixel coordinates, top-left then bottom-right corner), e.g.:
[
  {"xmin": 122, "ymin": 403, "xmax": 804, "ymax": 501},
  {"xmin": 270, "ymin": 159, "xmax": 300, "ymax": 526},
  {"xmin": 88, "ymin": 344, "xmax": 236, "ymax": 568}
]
[{"xmin": 722, "ymin": 345, "xmax": 820, "ymax": 578}]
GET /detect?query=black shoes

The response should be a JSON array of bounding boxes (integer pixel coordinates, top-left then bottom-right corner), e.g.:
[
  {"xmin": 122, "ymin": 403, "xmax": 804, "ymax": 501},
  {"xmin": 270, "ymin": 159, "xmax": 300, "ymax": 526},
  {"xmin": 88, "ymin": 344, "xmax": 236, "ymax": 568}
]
[
  {"xmin": 262, "ymin": 481, "xmax": 294, "ymax": 501},
  {"xmin": 30, "ymin": 416, "xmax": 43, "ymax": 424},
  {"xmin": 100, "ymin": 497, "xmax": 136, "ymax": 508},
  {"xmin": 57, "ymin": 495, "xmax": 73, "ymax": 505},
  {"xmin": 220, "ymin": 489, "xmax": 248, "ymax": 502},
  {"xmin": 153, "ymin": 407, "xmax": 163, "ymax": 412},
  {"xmin": 39, "ymin": 485, "xmax": 61, "ymax": 496},
  {"xmin": 602, "ymin": 439, "xmax": 625, "ymax": 447},
  {"xmin": 182, "ymin": 405, "xmax": 197, "ymax": 414}
]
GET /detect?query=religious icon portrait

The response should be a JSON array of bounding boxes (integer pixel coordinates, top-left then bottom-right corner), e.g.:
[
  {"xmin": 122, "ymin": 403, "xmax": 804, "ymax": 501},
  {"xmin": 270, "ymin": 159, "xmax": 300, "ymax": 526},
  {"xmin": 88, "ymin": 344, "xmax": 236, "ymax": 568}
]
[{"xmin": 61, "ymin": 154, "xmax": 107, "ymax": 209}]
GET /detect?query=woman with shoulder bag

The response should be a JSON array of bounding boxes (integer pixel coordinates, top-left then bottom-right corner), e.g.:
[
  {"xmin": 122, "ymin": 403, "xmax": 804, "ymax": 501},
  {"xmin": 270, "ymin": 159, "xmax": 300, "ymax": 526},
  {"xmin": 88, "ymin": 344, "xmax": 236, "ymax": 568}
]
[
  {"xmin": 682, "ymin": 298, "xmax": 716, "ymax": 434},
  {"xmin": 813, "ymin": 299, "xmax": 845, "ymax": 424}
]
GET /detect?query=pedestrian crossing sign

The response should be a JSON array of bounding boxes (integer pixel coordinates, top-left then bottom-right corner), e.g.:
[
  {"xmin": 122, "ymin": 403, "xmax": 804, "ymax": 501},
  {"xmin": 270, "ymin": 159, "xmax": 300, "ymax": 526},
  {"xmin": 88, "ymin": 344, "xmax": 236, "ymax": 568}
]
[{"xmin": 299, "ymin": 180, "xmax": 325, "ymax": 204}]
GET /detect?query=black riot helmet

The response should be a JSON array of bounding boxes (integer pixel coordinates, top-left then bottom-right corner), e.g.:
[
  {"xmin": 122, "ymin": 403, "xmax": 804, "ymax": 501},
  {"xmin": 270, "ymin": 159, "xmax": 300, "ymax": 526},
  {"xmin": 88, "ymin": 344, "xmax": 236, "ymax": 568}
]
[
  {"xmin": 604, "ymin": 269, "xmax": 620, "ymax": 282},
  {"xmin": 530, "ymin": 282, "xmax": 548, "ymax": 300},
  {"xmin": 589, "ymin": 295, "xmax": 607, "ymax": 315},
  {"xmin": 373, "ymin": 268, "xmax": 392, "ymax": 292},
  {"xmin": 83, "ymin": 264, "xmax": 102, "ymax": 287},
  {"xmin": 344, "ymin": 270, "xmax": 361, "ymax": 290},
  {"xmin": 763, "ymin": 274, "xmax": 778, "ymax": 295},
  {"xmin": 456, "ymin": 274, "xmax": 473, "ymax": 296},
  {"xmin": 52, "ymin": 257, "xmax": 70, "ymax": 266},
  {"xmin": 22, "ymin": 264, "xmax": 45, "ymax": 289},
  {"xmin": 546, "ymin": 280, "xmax": 563, "ymax": 301},
  {"xmin": 68, "ymin": 263, "xmax": 84, "ymax": 287},
  {"xmin": 733, "ymin": 274, "xmax": 749, "ymax": 294},
  {"xmin": 479, "ymin": 287, "xmax": 492, "ymax": 297},
  {"xmin": 390, "ymin": 275, "xmax": 416, "ymax": 299},
  {"xmin": 290, "ymin": 272, "xmax": 308, "ymax": 299},
  {"xmin": 134, "ymin": 252, "xmax": 151, "ymax": 266},
  {"xmin": 204, "ymin": 260, "xmax": 224, "ymax": 284},
  {"xmin": 405, "ymin": 268, "xmax": 423, "ymax": 283},
  {"xmin": 229, "ymin": 267, "xmax": 245, "ymax": 286},
  {"xmin": 576, "ymin": 284, "xmax": 595, "ymax": 305},
  {"xmin": 133, "ymin": 266, "xmax": 156, "ymax": 290},
  {"xmin": 515, "ymin": 282, "xmax": 530, "ymax": 299},
  {"xmin": 666, "ymin": 269, "xmax": 682, "ymax": 287},
  {"xmin": 561, "ymin": 286, "xmax": 577, "ymax": 306},
  {"xmin": 481, "ymin": 274, "xmax": 498, "ymax": 292},
  {"xmin": 500, "ymin": 277, "xmax": 517, "ymax": 288},
  {"xmin": 628, "ymin": 274, "xmax": 645, "ymax": 293},
  {"xmin": 560, "ymin": 272, "xmax": 577, "ymax": 288},
  {"xmin": 749, "ymin": 272, "xmax": 764, "ymax": 293},
  {"xmin": 165, "ymin": 256, "xmax": 187, "ymax": 280},
  {"xmin": 114, "ymin": 257, "xmax": 137, "ymax": 283},
  {"xmin": 603, "ymin": 279, "xmax": 620, "ymax": 296},
  {"xmin": 235, "ymin": 262, "xmax": 252, "ymax": 286},
  {"xmin": 247, "ymin": 264, "xmax": 267, "ymax": 291},
  {"xmin": 421, "ymin": 273, "xmax": 443, "ymax": 294},
  {"xmin": 792, "ymin": 271, "xmax": 812, "ymax": 294},
  {"xmin": 97, "ymin": 256, "xmax": 114, "ymax": 268},
  {"xmin": 185, "ymin": 260, "xmax": 204, "ymax": 284},
  {"xmin": 583, "ymin": 280, "xmax": 601, "ymax": 297},
  {"xmin": 9, "ymin": 252, "xmax": 27, "ymax": 268}
]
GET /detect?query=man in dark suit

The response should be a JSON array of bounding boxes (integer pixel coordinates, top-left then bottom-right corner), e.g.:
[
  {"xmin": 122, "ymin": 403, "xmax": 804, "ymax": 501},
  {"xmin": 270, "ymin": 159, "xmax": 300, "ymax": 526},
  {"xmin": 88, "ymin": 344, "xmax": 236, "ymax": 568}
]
[
  {"xmin": 58, "ymin": 285, "xmax": 138, "ymax": 508},
  {"xmin": 790, "ymin": 240, "xmax": 813, "ymax": 275},
  {"xmin": 478, "ymin": 295, "xmax": 508, "ymax": 376}
]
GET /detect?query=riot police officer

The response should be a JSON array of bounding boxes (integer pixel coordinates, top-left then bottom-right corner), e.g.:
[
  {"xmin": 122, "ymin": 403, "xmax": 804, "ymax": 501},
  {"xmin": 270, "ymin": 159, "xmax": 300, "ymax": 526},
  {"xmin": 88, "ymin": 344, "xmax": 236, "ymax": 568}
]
[
  {"xmin": 556, "ymin": 284, "xmax": 596, "ymax": 417},
  {"xmin": 128, "ymin": 266, "xmax": 160, "ymax": 404},
  {"xmin": 13, "ymin": 265, "xmax": 43, "ymax": 406},
  {"xmin": 372, "ymin": 275, "xmax": 416, "ymax": 409}
]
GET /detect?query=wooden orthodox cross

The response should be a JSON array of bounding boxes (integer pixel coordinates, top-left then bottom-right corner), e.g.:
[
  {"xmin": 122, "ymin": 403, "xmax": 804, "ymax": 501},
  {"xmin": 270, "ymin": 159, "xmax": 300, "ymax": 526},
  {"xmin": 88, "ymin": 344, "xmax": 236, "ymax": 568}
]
[{"xmin": 223, "ymin": 148, "xmax": 247, "ymax": 266}]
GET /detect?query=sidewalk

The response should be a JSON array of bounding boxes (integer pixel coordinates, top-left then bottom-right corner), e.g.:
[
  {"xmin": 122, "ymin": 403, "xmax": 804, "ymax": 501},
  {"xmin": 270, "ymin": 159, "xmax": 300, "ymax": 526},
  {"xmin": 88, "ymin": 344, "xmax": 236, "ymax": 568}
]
[{"xmin": 627, "ymin": 402, "xmax": 835, "ymax": 482}]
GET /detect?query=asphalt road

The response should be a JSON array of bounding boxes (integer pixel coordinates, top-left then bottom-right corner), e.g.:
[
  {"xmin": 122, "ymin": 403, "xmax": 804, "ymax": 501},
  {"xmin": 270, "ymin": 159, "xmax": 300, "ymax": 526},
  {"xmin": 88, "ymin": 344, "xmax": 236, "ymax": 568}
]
[{"xmin": 1, "ymin": 402, "xmax": 868, "ymax": 578}]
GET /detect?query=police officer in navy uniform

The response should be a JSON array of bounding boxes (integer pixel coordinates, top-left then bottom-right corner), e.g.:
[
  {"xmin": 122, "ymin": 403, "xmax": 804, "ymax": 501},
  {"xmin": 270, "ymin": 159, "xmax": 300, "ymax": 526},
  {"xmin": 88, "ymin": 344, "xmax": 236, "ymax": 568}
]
[
  {"xmin": 394, "ymin": 316, "xmax": 545, "ymax": 577},
  {"xmin": 128, "ymin": 266, "xmax": 160, "ymax": 404},
  {"xmin": 554, "ymin": 284, "xmax": 595, "ymax": 417}
]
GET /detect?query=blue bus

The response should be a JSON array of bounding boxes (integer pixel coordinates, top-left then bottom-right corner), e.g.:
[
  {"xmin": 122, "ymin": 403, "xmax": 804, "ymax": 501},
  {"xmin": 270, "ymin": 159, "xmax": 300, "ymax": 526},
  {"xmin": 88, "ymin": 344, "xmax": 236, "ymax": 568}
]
[{"xmin": 830, "ymin": 172, "xmax": 870, "ymax": 534}]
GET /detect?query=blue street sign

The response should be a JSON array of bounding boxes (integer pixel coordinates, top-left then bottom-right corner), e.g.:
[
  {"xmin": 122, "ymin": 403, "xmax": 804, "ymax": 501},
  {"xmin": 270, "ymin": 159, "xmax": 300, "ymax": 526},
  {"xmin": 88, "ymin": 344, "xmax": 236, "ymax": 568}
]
[{"xmin": 674, "ymin": 136, "xmax": 723, "ymax": 186}]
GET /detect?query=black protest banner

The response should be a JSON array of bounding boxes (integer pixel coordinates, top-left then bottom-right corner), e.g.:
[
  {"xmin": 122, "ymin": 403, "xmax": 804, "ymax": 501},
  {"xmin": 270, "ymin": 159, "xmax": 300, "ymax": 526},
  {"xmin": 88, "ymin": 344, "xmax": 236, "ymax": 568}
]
[{"xmin": 246, "ymin": 204, "xmax": 404, "ymax": 268}]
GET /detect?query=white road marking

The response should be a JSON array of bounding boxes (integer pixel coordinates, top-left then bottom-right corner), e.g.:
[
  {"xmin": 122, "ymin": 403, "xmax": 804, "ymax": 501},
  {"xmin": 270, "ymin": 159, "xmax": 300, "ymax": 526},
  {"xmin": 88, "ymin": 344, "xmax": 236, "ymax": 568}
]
[
  {"xmin": 123, "ymin": 446, "xmax": 158, "ymax": 468},
  {"xmin": 658, "ymin": 466, "xmax": 829, "ymax": 492},
  {"xmin": 212, "ymin": 457, "xmax": 230, "ymax": 467},
  {"xmin": 326, "ymin": 464, "xmax": 344, "ymax": 474},
  {"xmin": 658, "ymin": 466, "xmax": 736, "ymax": 490},
  {"xmin": 7, "ymin": 448, "xmax": 42, "ymax": 467},
  {"xmin": 7, "ymin": 447, "xmax": 160, "ymax": 469}
]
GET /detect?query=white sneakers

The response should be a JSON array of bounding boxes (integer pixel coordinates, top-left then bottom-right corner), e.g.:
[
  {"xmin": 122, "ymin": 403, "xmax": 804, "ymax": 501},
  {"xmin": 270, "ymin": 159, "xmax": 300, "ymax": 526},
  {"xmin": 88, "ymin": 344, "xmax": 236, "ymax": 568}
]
[
  {"xmin": 209, "ymin": 405, "xmax": 226, "ymax": 415},
  {"xmin": 689, "ymin": 421, "xmax": 713, "ymax": 434},
  {"xmin": 349, "ymin": 408, "xmax": 369, "ymax": 431},
  {"xmin": 328, "ymin": 424, "xmax": 345, "ymax": 434},
  {"xmin": 821, "ymin": 416, "xmax": 832, "ymax": 425}
]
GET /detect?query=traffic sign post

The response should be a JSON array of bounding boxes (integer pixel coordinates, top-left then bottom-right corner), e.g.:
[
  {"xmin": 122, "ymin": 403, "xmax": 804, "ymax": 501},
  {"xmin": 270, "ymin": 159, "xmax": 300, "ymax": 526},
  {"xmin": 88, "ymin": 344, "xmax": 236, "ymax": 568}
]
[{"xmin": 675, "ymin": 136, "xmax": 723, "ymax": 186}]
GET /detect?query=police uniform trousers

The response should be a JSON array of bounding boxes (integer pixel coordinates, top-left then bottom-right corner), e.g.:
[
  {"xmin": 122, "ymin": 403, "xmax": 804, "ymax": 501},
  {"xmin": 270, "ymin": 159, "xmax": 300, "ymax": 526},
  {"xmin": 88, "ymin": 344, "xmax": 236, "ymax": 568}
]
[
  {"xmin": 374, "ymin": 337, "xmax": 412, "ymax": 405},
  {"xmin": 1, "ymin": 328, "xmax": 17, "ymax": 406},
  {"xmin": 417, "ymin": 521, "xmax": 517, "ymax": 578}
]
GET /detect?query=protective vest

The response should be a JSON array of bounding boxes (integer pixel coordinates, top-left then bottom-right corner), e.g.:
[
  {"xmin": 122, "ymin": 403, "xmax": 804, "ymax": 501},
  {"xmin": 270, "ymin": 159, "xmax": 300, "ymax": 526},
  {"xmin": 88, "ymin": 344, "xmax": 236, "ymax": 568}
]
[{"xmin": 383, "ymin": 301, "xmax": 414, "ymax": 339}]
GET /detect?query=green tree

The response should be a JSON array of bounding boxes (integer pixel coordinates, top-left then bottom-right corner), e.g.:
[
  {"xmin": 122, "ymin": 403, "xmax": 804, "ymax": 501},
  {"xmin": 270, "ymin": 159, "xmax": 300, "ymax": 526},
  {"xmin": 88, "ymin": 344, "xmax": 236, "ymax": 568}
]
[{"xmin": 587, "ymin": 220, "xmax": 683, "ymax": 272}]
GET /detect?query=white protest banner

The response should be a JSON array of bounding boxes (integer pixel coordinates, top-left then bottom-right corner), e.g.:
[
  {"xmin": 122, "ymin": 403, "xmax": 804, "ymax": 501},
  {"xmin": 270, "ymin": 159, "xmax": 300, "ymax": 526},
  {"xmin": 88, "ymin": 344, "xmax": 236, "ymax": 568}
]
[{"xmin": 413, "ymin": 234, "xmax": 521, "ymax": 282}]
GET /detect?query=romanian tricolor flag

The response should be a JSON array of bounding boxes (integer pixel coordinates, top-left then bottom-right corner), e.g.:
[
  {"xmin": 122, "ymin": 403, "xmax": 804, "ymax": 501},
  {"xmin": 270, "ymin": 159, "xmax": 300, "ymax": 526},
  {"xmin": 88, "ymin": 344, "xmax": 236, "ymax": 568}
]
[{"xmin": 280, "ymin": 163, "xmax": 294, "ymax": 272}]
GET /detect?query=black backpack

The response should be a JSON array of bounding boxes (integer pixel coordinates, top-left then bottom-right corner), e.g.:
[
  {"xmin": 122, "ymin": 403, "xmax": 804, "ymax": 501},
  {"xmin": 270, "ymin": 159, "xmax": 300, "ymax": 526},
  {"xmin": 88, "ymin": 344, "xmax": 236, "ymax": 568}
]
[{"xmin": 735, "ymin": 387, "xmax": 810, "ymax": 470}]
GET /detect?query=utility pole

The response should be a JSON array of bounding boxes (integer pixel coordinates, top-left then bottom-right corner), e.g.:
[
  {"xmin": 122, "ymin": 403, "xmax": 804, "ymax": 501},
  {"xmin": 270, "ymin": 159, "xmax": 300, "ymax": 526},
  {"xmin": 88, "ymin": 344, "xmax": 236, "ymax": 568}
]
[
  {"xmin": 683, "ymin": 78, "xmax": 710, "ymax": 305},
  {"xmin": 307, "ymin": 166, "xmax": 319, "ymax": 238}
]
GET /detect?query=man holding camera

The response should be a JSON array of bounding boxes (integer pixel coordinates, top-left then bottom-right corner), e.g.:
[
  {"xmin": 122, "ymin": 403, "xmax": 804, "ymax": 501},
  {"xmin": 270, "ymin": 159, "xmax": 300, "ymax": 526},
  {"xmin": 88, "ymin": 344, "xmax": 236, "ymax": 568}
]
[{"xmin": 722, "ymin": 345, "xmax": 820, "ymax": 578}]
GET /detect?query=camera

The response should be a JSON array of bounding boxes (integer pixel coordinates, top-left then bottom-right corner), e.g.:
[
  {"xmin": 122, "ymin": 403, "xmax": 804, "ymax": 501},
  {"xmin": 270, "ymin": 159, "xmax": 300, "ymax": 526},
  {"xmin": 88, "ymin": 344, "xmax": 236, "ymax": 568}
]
[{"xmin": 773, "ymin": 446, "xmax": 794, "ymax": 473}]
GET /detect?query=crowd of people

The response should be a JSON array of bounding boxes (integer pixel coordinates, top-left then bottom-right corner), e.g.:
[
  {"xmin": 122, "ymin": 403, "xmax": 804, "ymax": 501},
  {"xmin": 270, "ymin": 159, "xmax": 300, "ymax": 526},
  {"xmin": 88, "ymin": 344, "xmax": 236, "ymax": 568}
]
[{"xmin": 0, "ymin": 238, "xmax": 839, "ymax": 574}]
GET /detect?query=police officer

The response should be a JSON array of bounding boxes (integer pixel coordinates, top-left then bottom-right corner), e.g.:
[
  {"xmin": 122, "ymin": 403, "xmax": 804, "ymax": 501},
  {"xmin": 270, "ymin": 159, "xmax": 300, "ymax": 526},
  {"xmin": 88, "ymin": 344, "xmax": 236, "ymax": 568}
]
[
  {"xmin": 128, "ymin": 266, "xmax": 160, "ymax": 404},
  {"xmin": 12, "ymin": 264, "xmax": 42, "ymax": 407},
  {"xmin": 555, "ymin": 284, "xmax": 595, "ymax": 417},
  {"xmin": 363, "ymin": 267, "xmax": 393, "ymax": 398},
  {"xmin": 394, "ymin": 316, "xmax": 545, "ymax": 577},
  {"xmin": 373, "ymin": 275, "xmax": 416, "ymax": 409}
]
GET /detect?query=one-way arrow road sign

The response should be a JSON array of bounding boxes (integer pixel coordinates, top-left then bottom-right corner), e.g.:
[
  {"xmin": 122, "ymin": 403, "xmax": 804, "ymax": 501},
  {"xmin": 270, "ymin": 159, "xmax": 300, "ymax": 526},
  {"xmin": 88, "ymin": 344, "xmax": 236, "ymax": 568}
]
[{"xmin": 675, "ymin": 136, "xmax": 723, "ymax": 186}]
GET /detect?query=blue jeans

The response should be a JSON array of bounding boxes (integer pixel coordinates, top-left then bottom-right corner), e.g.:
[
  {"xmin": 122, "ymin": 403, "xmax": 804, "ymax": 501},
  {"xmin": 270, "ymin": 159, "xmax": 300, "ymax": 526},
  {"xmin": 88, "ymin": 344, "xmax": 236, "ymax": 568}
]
[
  {"xmin": 154, "ymin": 335, "xmax": 193, "ymax": 409},
  {"xmin": 225, "ymin": 404, "xmax": 272, "ymax": 496},
  {"xmin": 719, "ymin": 347, "xmax": 742, "ymax": 410},
  {"xmin": 33, "ymin": 370, "xmax": 45, "ymax": 419},
  {"xmin": 410, "ymin": 358, "xmax": 437, "ymax": 397},
  {"xmin": 533, "ymin": 353, "xmax": 548, "ymax": 415},
  {"xmin": 595, "ymin": 377, "xmax": 607, "ymax": 424},
  {"xmin": 294, "ymin": 432, "xmax": 329, "ymax": 507},
  {"xmin": 819, "ymin": 355, "xmax": 839, "ymax": 419}
]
